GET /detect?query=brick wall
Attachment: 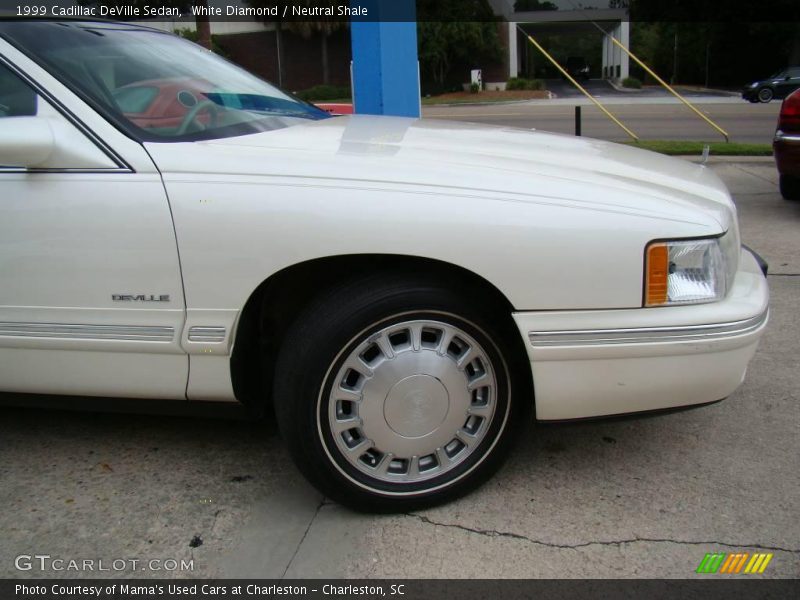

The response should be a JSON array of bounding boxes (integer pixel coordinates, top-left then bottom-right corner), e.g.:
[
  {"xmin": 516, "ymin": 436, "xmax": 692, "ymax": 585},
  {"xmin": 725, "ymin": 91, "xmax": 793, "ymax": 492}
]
[
  {"xmin": 215, "ymin": 28, "xmax": 352, "ymax": 93},
  {"xmin": 216, "ymin": 24, "xmax": 510, "ymax": 93},
  {"xmin": 481, "ymin": 22, "xmax": 510, "ymax": 83}
]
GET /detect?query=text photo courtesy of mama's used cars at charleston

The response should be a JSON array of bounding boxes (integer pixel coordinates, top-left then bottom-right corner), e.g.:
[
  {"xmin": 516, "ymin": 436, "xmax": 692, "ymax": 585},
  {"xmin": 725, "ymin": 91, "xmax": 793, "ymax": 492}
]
[{"xmin": 0, "ymin": 18, "xmax": 771, "ymax": 512}]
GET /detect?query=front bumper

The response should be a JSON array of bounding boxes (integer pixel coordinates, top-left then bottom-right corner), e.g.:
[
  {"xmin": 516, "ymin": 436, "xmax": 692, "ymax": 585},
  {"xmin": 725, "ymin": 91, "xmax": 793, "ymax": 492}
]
[
  {"xmin": 513, "ymin": 248, "xmax": 769, "ymax": 420},
  {"xmin": 774, "ymin": 131, "xmax": 800, "ymax": 177}
]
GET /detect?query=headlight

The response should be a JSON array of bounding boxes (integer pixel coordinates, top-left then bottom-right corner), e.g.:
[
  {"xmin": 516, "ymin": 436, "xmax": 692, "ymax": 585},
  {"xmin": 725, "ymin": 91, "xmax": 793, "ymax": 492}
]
[{"xmin": 644, "ymin": 236, "xmax": 729, "ymax": 306}]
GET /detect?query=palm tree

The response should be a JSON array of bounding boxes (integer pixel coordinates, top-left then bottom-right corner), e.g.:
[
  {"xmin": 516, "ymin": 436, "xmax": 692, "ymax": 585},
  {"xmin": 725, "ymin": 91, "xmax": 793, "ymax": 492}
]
[
  {"xmin": 193, "ymin": 0, "xmax": 212, "ymax": 50},
  {"xmin": 286, "ymin": 12, "xmax": 346, "ymax": 85},
  {"xmin": 80, "ymin": 1, "xmax": 213, "ymax": 50},
  {"xmin": 245, "ymin": 0, "xmax": 347, "ymax": 86}
]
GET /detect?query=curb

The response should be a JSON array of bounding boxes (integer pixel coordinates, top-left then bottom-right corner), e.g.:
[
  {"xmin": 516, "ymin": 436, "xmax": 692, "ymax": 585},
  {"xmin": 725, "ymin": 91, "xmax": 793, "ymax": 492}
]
[
  {"xmin": 422, "ymin": 99, "xmax": 537, "ymax": 108},
  {"xmin": 680, "ymin": 156, "xmax": 775, "ymax": 164},
  {"xmin": 607, "ymin": 79, "xmax": 642, "ymax": 93},
  {"xmin": 672, "ymin": 86, "xmax": 740, "ymax": 97},
  {"xmin": 606, "ymin": 79, "xmax": 739, "ymax": 98}
]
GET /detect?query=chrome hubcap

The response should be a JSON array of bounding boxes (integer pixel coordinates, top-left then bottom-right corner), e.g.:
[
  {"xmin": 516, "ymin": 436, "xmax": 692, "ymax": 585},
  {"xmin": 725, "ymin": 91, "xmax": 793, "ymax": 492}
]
[
  {"xmin": 325, "ymin": 319, "xmax": 498, "ymax": 484},
  {"xmin": 384, "ymin": 374, "xmax": 449, "ymax": 438}
]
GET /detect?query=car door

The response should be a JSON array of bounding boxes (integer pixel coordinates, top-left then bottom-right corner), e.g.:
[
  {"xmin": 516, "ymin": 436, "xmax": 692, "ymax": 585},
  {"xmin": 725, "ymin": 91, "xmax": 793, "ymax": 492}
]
[
  {"xmin": 776, "ymin": 68, "xmax": 800, "ymax": 98},
  {"xmin": 0, "ymin": 56, "xmax": 188, "ymax": 400}
]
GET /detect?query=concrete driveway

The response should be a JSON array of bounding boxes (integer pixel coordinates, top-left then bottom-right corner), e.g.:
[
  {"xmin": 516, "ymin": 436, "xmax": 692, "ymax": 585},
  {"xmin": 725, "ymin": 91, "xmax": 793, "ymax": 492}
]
[{"xmin": 0, "ymin": 160, "xmax": 798, "ymax": 580}]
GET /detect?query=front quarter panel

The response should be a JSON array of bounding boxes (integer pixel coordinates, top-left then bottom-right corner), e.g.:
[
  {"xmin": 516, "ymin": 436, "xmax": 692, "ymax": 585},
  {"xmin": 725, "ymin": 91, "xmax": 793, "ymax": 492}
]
[{"xmin": 151, "ymin": 145, "xmax": 720, "ymax": 316}]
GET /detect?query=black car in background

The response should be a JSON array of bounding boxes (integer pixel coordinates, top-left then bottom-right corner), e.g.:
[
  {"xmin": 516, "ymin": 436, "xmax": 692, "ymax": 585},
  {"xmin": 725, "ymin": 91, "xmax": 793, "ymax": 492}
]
[
  {"xmin": 743, "ymin": 67, "xmax": 800, "ymax": 103},
  {"xmin": 564, "ymin": 56, "xmax": 590, "ymax": 81}
]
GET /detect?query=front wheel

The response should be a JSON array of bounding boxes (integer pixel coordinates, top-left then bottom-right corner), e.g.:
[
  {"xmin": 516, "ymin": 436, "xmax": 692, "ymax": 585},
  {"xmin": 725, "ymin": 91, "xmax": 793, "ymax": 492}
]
[
  {"xmin": 273, "ymin": 274, "xmax": 531, "ymax": 512},
  {"xmin": 757, "ymin": 87, "xmax": 774, "ymax": 103}
]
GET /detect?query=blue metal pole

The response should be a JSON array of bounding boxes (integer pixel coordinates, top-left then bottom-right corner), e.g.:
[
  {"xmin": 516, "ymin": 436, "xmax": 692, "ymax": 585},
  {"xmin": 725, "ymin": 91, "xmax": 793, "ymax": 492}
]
[{"xmin": 350, "ymin": 0, "xmax": 421, "ymax": 118}]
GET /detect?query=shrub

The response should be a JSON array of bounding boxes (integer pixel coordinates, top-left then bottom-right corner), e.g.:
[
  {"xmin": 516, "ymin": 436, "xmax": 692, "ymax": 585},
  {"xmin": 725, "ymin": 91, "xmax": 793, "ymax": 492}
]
[
  {"xmin": 174, "ymin": 28, "xmax": 227, "ymax": 57},
  {"xmin": 295, "ymin": 85, "xmax": 352, "ymax": 102},
  {"xmin": 470, "ymin": 82, "xmax": 481, "ymax": 94},
  {"xmin": 506, "ymin": 77, "xmax": 545, "ymax": 91},
  {"xmin": 622, "ymin": 76, "xmax": 642, "ymax": 89}
]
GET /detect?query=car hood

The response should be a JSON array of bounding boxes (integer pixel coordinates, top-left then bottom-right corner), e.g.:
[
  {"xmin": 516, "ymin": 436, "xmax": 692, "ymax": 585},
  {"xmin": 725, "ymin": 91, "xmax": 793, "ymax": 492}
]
[{"xmin": 147, "ymin": 115, "xmax": 735, "ymax": 230}]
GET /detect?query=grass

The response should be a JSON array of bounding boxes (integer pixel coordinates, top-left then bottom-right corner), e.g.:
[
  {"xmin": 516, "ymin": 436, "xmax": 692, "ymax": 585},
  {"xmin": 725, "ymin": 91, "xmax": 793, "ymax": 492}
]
[
  {"xmin": 311, "ymin": 98, "xmax": 351, "ymax": 104},
  {"xmin": 624, "ymin": 140, "xmax": 773, "ymax": 156}
]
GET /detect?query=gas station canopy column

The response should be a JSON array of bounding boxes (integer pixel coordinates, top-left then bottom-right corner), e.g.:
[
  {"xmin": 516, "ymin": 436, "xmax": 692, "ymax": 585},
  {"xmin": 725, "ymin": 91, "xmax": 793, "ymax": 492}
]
[
  {"xmin": 602, "ymin": 20, "xmax": 630, "ymax": 81},
  {"xmin": 350, "ymin": 0, "xmax": 421, "ymax": 118},
  {"xmin": 510, "ymin": 6, "xmax": 630, "ymax": 82}
]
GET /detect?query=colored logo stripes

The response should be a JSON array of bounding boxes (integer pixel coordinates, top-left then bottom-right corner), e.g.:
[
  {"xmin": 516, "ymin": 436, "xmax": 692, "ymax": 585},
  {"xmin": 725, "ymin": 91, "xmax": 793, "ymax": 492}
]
[{"xmin": 696, "ymin": 552, "xmax": 773, "ymax": 574}]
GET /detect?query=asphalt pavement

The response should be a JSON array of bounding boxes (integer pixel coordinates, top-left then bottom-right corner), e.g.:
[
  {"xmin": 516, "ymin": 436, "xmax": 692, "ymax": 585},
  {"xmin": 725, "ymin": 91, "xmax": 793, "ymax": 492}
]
[
  {"xmin": 0, "ymin": 160, "xmax": 798, "ymax": 580},
  {"xmin": 423, "ymin": 95, "xmax": 780, "ymax": 144}
]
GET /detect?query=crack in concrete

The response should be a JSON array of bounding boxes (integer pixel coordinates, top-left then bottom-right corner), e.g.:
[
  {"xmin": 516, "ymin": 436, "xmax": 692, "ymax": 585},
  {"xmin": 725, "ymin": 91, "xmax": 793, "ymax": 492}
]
[
  {"xmin": 768, "ymin": 273, "xmax": 800, "ymax": 277},
  {"xmin": 210, "ymin": 509, "xmax": 222, "ymax": 534},
  {"xmin": 731, "ymin": 164, "xmax": 779, "ymax": 187},
  {"xmin": 405, "ymin": 513, "xmax": 800, "ymax": 554},
  {"xmin": 280, "ymin": 497, "xmax": 326, "ymax": 579}
]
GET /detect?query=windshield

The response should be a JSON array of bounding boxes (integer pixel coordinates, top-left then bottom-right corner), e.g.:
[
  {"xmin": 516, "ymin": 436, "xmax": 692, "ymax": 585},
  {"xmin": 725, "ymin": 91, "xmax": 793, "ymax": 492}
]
[{"xmin": 0, "ymin": 21, "xmax": 330, "ymax": 142}]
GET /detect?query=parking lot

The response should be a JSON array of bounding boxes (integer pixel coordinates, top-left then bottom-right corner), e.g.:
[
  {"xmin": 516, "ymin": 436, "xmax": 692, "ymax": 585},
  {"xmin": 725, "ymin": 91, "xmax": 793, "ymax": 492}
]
[
  {"xmin": 1, "ymin": 159, "xmax": 798, "ymax": 580},
  {"xmin": 424, "ymin": 98, "xmax": 781, "ymax": 143}
]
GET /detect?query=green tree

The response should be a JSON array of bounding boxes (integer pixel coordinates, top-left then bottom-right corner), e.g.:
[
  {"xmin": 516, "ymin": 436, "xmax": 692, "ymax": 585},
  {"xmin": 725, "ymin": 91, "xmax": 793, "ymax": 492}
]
[
  {"xmin": 629, "ymin": 21, "xmax": 800, "ymax": 87},
  {"xmin": 174, "ymin": 27, "xmax": 226, "ymax": 56},
  {"xmin": 417, "ymin": 0, "xmax": 503, "ymax": 91},
  {"xmin": 192, "ymin": 0, "xmax": 211, "ymax": 50}
]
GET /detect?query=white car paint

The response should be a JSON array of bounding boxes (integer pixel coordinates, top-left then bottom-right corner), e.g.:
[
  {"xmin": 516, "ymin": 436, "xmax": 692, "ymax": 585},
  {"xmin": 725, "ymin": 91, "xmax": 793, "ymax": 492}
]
[
  {"xmin": 516, "ymin": 249, "xmax": 767, "ymax": 419},
  {"xmin": 0, "ymin": 32, "xmax": 768, "ymax": 419},
  {"xmin": 149, "ymin": 116, "xmax": 737, "ymax": 314}
]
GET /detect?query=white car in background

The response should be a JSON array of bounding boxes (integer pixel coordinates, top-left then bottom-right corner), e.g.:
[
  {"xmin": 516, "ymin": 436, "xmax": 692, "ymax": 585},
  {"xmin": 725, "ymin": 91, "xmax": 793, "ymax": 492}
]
[{"xmin": 0, "ymin": 20, "xmax": 769, "ymax": 511}]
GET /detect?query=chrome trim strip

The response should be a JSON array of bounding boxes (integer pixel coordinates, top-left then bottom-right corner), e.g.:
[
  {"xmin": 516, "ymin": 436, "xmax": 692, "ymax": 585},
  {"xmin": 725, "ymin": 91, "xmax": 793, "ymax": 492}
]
[
  {"xmin": 0, "ymin": 322, "xmax": 174, "ymax": 342},
  {"xmin": 774, "ymin": 131, "xmax": 800, "ymax": 143},
  {"xmin": 529, "ymin": 309, "xmax": 768, "ymax": 347},
  {"xmin": 187, "ymin": 326, "xmax": 226, "ymax": 343}
]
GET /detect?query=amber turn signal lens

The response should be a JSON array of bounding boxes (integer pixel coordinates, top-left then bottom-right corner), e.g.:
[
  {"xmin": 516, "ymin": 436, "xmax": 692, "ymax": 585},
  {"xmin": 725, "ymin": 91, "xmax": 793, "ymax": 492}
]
[{"xmin": 645, "ymin": 243, "xmax": 669, "ymax": 306}]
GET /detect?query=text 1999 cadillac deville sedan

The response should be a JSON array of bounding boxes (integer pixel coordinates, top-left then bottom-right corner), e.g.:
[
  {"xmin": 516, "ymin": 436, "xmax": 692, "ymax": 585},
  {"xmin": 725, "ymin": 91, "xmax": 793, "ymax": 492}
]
[{"xmin": 0, "ymin": 20, "xmax": 769, "ymax": 510}]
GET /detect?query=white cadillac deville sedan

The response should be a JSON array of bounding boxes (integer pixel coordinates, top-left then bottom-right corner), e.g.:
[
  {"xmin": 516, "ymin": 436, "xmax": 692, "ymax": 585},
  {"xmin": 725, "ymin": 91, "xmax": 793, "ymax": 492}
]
[{"xmin": 0, "ymin": 20, "xmax": 769, "ymax": 510}]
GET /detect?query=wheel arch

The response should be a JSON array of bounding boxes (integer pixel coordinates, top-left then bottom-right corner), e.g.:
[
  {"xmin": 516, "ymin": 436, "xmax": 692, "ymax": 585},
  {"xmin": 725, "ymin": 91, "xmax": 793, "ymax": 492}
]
[{"xmin": 229, "ymin": 254, "xmax": 521, "ymax": 415}]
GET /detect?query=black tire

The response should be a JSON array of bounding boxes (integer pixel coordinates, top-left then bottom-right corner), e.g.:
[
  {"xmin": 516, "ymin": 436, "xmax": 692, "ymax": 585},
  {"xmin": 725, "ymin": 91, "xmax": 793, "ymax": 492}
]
[
  {"xmin": 780, "ymin": 174, "xmax": 800, "ymax": 201},
  {"xmin": 757, "ymin": 87, "xmax": 774, "ymax": 103},
  {"xmin": 272, "ymin": 272, "xmax": 532, "ymax": 512}
]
